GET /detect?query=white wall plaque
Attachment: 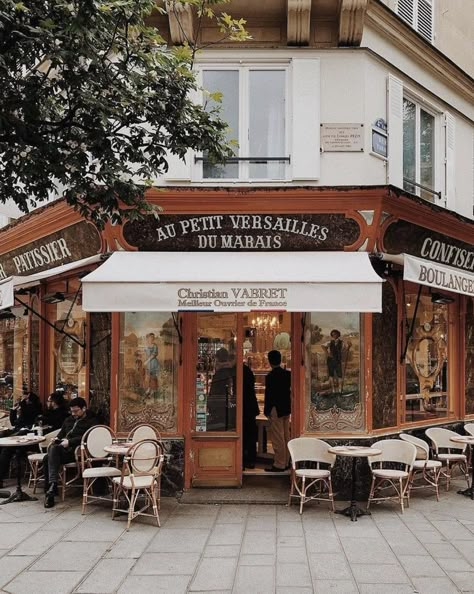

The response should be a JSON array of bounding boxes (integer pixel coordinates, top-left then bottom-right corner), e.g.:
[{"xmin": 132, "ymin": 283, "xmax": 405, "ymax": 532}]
[{"xmin": 320, "ymin": 123, "xmax": 364, "ymax": 152}]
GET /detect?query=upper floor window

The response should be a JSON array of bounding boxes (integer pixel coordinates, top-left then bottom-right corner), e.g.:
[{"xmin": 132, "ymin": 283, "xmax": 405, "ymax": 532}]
[
  {"xmin": 199, "ymin": 67, "xmax": 288, "ymax": 181},
  {"xmin": 397, "ymin": 0, "xmax": 434, "ymax": 43},
  {"xmin": 403, "ymin": 97, "xmax": 436, "ymax": 202}
]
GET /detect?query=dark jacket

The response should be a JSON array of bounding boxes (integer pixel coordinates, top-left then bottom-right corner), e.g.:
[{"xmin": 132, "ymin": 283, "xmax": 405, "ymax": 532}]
[
  {"xmin": 243, "ymin": 364, "xmax": 259, "ymax": 420},
  {"xmin": 264, "ymin": 366, "xmax": 291, "ymax": 418},
  {"xmin": 57, "ymin": 411, "xmax": 97, "ymax": 450},
  {"xmin": 10, "ymin": 398, "xmax": 43, "ymax": 431},
  {"xmin": 41, "ymin": 406, "xmax": 70, "ymax": 431}
]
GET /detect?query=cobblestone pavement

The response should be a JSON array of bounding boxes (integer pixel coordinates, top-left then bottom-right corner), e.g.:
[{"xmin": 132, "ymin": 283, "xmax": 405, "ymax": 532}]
[{"xmin": 0, "ymin": 476, "xmax": 473, "ymax": 593}]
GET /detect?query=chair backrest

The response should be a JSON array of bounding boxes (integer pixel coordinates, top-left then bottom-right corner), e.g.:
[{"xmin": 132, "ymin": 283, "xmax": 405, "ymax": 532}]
[
  {"xmin": 368, "ymin": 439, "xmax": 416, "ymax": 469},
  {"xmin": 82, "ymin": 425, "xmax": 115, "ymax": 459},
  {"xmin": 40, "ymin": 428, "xmax": 61, "ymax": 452},
  {"xmin": 425, "ymin": 427, "xmax": 466, "ymax": 453},
  {"xmin": 288, "ymin": 437, "xmax": 336, "ymax": 468},
  {"xmin": 464, "ymin": 423, "xmax": 474, "ymax": 437},
  {"xmin": 126, "ymin": 439, "xmax": 163, "ymax": 476},
  {"xmin": 128, "ymin": 424, "xmax": 161, "ymax": 444},
  {"xmin": 399, "ymin": 433, "xmax": 429, "ymax": 460}
]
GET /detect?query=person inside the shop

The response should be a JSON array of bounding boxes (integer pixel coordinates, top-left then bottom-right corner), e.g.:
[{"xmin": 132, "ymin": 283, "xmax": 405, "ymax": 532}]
[
  {"xmin": 41, "ymin": 391, "xmax": 70, "ymax": 431},
  {"xmin": 242, "ymin": 362, "xmax": 259, "ymax": 470},
  {"xmin": 43, "ymin": 397, "xmax": 97, "ymax": 508},
  {"xmin": 0, "ymin": 389, "xmax": 43, "ymax": 487},
  {"xmin": 208, "ymin": 348, "xmax": 236, "ymax": 431},
  {"xmin": 264, "ymin": 350, "xmax": 291, "ymax": 472}
]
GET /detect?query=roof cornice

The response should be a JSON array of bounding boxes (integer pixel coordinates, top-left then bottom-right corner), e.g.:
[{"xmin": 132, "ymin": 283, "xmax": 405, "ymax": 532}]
[{"xmin": 366, "ymin": 0, "xmax": 474, "ymax": 104}]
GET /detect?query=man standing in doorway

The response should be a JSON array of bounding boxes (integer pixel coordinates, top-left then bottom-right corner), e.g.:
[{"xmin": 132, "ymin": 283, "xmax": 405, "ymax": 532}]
[{"xmin": 264, "ymin": 350, "xmax": 291, "ymax": 472}]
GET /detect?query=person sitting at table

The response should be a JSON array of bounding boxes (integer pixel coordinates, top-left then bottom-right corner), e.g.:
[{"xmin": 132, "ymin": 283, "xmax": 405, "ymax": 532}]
[
  {"xmin": 43, "ymin": 397, "xmax": 97, "ymax": 508},
  {"xmin": 40, "ymin": 391, "xmax": 70, "ymax": 431},
  {"xmin": 0, "ymin": 390, "xmax": 43, "ymax": 487}
]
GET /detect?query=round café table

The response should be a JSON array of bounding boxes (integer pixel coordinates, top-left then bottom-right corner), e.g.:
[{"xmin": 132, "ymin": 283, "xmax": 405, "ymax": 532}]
[
  {"xmin": 328, "ymin": 445, "xmax": 382, "ymax": 522},
  {"xmin": 450, "ymin": 435, "xmax": 474, "ymax": 499},
  {"xmin": 0, "ymin": 435, "xmax": 45, "ymax": 504}
]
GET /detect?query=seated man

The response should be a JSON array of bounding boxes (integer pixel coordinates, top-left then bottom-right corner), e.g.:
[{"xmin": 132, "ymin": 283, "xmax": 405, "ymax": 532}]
[{"xmin": 44, "ymin": 397, "xmax": 97, "ymax": 508}]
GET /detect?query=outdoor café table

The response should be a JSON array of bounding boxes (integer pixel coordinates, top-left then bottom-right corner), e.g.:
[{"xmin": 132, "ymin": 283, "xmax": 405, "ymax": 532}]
[
  {"xmin": 328, "ymin": 445, "xmax": 382, "ymax": 522},
  {"xmin": 0, "ymin": 435, "xmax": 45, "ymax": 504},
  {"xmin": 450, "ymin": 435, "xmax": 474, "ymax": 499}
]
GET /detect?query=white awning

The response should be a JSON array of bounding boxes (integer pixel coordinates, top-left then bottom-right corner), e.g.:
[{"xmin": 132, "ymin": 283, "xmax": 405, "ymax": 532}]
[
  {"xmin": 379, "ymin": 253, "xmax": 474, "ymax": 297},
  {"xmin": 81, "ymin": 251, "xmax": 383, "ymax": 313},
  {"xmin": 0, "ymin": 254, "xmax": 103, "ymax": 310}
]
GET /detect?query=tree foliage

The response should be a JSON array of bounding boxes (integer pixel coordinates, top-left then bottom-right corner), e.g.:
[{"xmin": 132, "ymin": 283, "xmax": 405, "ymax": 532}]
[{"xmin": 0, "ymin": 0, "xmax": 249, "ymax": 227}]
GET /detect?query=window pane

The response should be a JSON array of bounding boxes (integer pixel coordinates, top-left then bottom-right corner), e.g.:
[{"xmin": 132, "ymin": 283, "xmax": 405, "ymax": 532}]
[
  {"xmin": 466, "ymin": 298, "xmax": 474, "ymax": 415},
  {"xmin": 0, "ymin": 313, "xmax": 29, "ymax": 409},
  {"xmin": 249, "ymin": 70, "xmax": 286, "ymax": 180},
  {"xmin": 202, "ymin": 70, "xmax": 239, "ymax": 179},
  {"xmin": 420, "ymin": 109, "xmax": 435, "ymax": 201},
  {"xmin": 196, "ymin": 314, "xmax": 237, "ymax": 432},
  {"xmin": 403, "ymin": 98, "xmax": 416, "ymax": 193},
  {"xmin": 403, "ymin": 291, "xmax": 449, "ymax": 422},
  {"xmin": 118, "ymin": 313, "xmax": 178, "ymax": 433},
  {"xmin": 305, "ymin": 313, "xmax": 364, "ymax": 433}
]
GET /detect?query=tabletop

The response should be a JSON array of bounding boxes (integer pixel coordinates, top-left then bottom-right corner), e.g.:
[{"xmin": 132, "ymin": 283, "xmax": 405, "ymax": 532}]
[
  {"xmin": 0, "ymin": 435, "xmax": 45, "ymax": 447},
  {"xmin": 104, "ymin": 442, "xmax": 134, "ymax": 455},
  {"xmin": 450, "ymin": 435, "xmax": 474, "ymax": 444},
  {"xmin": 328, "ymin": 445, "xmax": 382, "ymax": 458}
]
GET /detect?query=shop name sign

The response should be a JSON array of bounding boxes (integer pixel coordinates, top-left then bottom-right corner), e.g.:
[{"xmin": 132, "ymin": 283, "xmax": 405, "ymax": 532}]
[
  {"xmin": 0, "ymin": 222, "xmax": 102, "ymax": 280},
  {"xmin": 123, "ymin": 213, "xmax": 360, "ymax": 251},
  {"xmin": 420, "ymin": 237, "xmax": 474, "ymax": 272},
  {"xmin": 405, "ymin": 257, "xmax": 474, "ymax": 297},
  {"xmin": 177, "ymin": 286, "xmax": 288, "ymax": 310}
]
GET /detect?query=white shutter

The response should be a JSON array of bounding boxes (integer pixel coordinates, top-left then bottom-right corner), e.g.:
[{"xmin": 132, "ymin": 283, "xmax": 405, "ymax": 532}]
[
  {"xmin": 417, "ymin": 0, "xmax": 433, "ymax": 42},
  {"xmin": 387, "ymin": 75, "xmax": 404, "ymax": 188},
  {"xmin": 291, "ymin": 58, "xmax": 320, "ymax": 180},
  {"xmin": 397, "ymin": 0, "xmax": 414, "ymax": 26},
  {"xmin": 445, "ymin": 111, "xmax": 456, "ymax": 207}
]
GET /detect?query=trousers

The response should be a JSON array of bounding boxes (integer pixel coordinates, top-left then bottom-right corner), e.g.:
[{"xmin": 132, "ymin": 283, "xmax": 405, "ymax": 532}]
[
  {"xmin": 43, "ymin": 444, "xmax": 76, "ymax": 486},
  {"xmin": 269, "ymin": 408, "xmax": 290, "ymax": 469}
]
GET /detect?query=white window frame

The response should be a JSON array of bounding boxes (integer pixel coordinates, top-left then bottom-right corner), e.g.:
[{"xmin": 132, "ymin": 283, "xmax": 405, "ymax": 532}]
[
  {"xmin": 193, "ymin": 63, "xmax": 291, "ymax": 183},
  {"xmin": 402, "ymin": 92, "xmax": 441, "ymax": 202}
]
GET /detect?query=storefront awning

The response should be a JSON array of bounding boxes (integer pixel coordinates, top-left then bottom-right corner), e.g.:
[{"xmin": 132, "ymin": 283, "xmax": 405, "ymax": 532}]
[
  {"xmin": 0, "ymin": 254, "xmax": 103, "ymax": 310},
  {"xmin": 81, "ymin": 251, "xmax": 383, "ymax": 313},
  {"xmin": 380, "ymin": 253, "xmax": 474, "ymax": 297}
]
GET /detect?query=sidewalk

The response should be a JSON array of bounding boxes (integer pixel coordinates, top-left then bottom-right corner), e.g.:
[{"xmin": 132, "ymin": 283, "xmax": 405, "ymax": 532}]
[{"xmin": 0, "ymin": 477, "xmax": 473, "ymax": 593}]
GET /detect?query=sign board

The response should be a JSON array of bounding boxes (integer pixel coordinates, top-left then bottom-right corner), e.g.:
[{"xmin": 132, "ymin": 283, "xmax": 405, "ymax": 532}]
[
  {"xmin": 404, "ymin": 254, "xmax": 474, "ymax": 297},
  {"xmin": 372, "ymin": 129, "xmax": 387, "ymax": 157},
  {"xmin": 123, "ymin": 213, "xmax": 360, "ymax": 252},
  {"xmin": 320, "ymin": 124, "xmax": 364, "ymax": 152}
]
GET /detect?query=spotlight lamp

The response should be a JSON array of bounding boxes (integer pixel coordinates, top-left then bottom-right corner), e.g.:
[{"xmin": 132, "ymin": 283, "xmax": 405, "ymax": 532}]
[{"xmin": 430, "ymin": 291, "xmax": 455, "ymax": 305}]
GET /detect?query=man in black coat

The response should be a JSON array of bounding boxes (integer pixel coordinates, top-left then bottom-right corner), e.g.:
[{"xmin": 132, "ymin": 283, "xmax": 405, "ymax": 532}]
[
  {"xmin": 264, "ymin": 350, "xmax": 291, "ymax": 472},
  {"xmin": 44, "ymin": 397, "xmax": 97, "ymax": 508}
]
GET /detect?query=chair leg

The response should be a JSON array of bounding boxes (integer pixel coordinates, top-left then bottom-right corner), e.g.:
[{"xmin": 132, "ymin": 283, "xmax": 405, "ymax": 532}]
[
  {"xmin": 151, "ymin": 482, "xmax": 160, "ymax": 527},
  {"xmin": 367, "ymin": 476, "xmax": 376, "ymax": 510},
  {"xmin": 127, "ymin": 488, "xmax": 136, "ymax": 530},
  {"xmin": 445, "ymin": 461, "xmax": 451, "ymax": 491},
  {"xmin": 82, "ymin": 478, "xmax": 89, "ymax": 515},
  {"xmin": 299, "ymin": 476, "xmax": 305, "ymax": 515},
  {"xmin": 328, "ymin": 476, "xmax": 335, "ymax": 512}
]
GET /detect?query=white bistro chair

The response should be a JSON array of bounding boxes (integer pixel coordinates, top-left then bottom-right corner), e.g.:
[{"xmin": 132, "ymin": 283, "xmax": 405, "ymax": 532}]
[
  {"xmin": 28, "ymin": 429, "xmax": 60, "ymax": 492},
  {"xmin": 425, "ymin": 427, "xmax": 469, "ymax": 491},
  {"xmin": 112, "ymin": 439, "xmax": 164, "ymax": 529},
  {"xmin": 81, "ymin": 425, "xmax": 120, "ymax": 514},
  {"xmin": 400, "ymin": 433, "xmax": 442, "ymax": 500},
  {"xmin": 367, "ymin": 439, "xmax": 416, "ymax": 513},
  {"xmin": 464, "ymin": 423, "xmax": 474, "ymax": 437},
  {"xmin": 128, "ymin": 424, "xmax": 161, "ymax": 443},
  {"xmin": 287, "ymin": 437, "xmax": 336, "ymax": 514}
]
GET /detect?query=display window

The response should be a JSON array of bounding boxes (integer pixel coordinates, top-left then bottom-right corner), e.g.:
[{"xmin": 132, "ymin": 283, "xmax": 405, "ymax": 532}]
[
  {"xmin": 305, "ymin": 312, "xmax": 364, "ymax": 433},
  {"xmin": 402, "ymin": 286, "xmax": 449, "ymax": 423},
  {"xmin": 118, "ymin": 312, "xmax": 178, "ymax": 433},
  {"xmin": 465, "ymin": 297, "xmax": 474, "ymax": 416},
  {"xmin": 0, "ymin": 310, "xmax": 29, "ymax": 408}
]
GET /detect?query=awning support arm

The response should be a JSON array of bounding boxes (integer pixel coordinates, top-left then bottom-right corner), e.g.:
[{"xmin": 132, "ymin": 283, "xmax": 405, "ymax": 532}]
[
  {"xmin": 172, "ymin": 313, "xmax": 183, "ymax": 365},
  {"xmin": 15, "ymin": 297, "xmax": 86, "ymax": 349},
  {"xmin": 400, "ymin": 284, "xmax": 422, "ymax": 364}
]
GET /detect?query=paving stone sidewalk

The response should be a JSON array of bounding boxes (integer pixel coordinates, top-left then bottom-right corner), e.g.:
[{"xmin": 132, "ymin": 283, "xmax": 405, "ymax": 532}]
[{"xmin": 0, "ymin": 476, "xmax": 473, "ymax": 593}]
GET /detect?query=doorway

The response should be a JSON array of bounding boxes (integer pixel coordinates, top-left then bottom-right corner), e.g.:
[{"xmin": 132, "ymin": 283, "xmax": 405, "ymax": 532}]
[{"xmin": 187, "ymin": 311, "xmax": 292, "ymax": 487}]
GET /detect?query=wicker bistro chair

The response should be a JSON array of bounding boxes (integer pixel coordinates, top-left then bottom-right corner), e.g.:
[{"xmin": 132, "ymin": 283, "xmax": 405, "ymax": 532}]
[
  {"xmin": 127, "ymin": 424, "xmax": 162, "ymax": 444},
  {"xmin": 367, "ymin": 440, "xmax": 416, "ymax": 514},
  {"xmin": 287, "ymin": 437, "xmax": 336, "ymax": 514},
  {"xmin": 400, "ymin": 433, "xmax": 442, "ymax": 500},
  {"xmin": 81, "ymin": 425, "xmax": 121, "ymax": 514},
  {"xmin": 425, "ymin": 427, "xmax": 469, "ymax": 491},
  {"xmin": 28, "ymin": 429, "xmax": 61, "ymax": 492},
  {"xmin": 464, "ymin": 424, "xmax": 474, "ymax": 437},
  {"xmin": 112, "ymin": 439, "xmax": 164, "ymax": 530}
]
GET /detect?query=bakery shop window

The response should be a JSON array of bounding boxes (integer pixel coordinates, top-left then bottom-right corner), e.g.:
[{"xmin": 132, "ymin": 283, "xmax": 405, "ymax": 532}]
[
  {"xmin": 305, "ymin": 313, "xmax": 364, "ymax": 433},
  {"xmin": 118, "ymin": 313, "xmax": 178, "ymax": 433},
  {"xmin": 403, "ymin": 286, "xmax": 450, "ymax": 423},
  {"xmin": 0, "ymin": 306, "xmax": 30, "ymax": 409}
]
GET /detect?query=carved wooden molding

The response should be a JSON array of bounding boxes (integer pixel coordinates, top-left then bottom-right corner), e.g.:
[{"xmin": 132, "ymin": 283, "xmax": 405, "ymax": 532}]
[
  {"xmin": 287, "ymin": 0, "xmax": 312, "ymax": 46},
  {"xmin": 166, "ymin": 1, "xmax": 195, "ymax": 45},
  {"xmin": 338, "ymin": 0, "xmax": 368, "ymax": 46}
]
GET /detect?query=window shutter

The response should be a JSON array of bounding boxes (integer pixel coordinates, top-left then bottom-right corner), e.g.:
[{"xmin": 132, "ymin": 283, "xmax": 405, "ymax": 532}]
[
  {"xmin": 445, "ymin": 111, "xmax": 456, "ymax": 207},
  {"xmin": 397, "ymin": 0, "xmax": 414, "ymax": 26},
  {"xmin": 417, "ymin": 0, "xmax": 433, "ymax": 42},
  {"xmin": 387, "ymin": 75, "xmax": 404, "ymax": 188},
  {"xmin": 291, "ymin": 58, "xmax": 320, "ymax": 181}
]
